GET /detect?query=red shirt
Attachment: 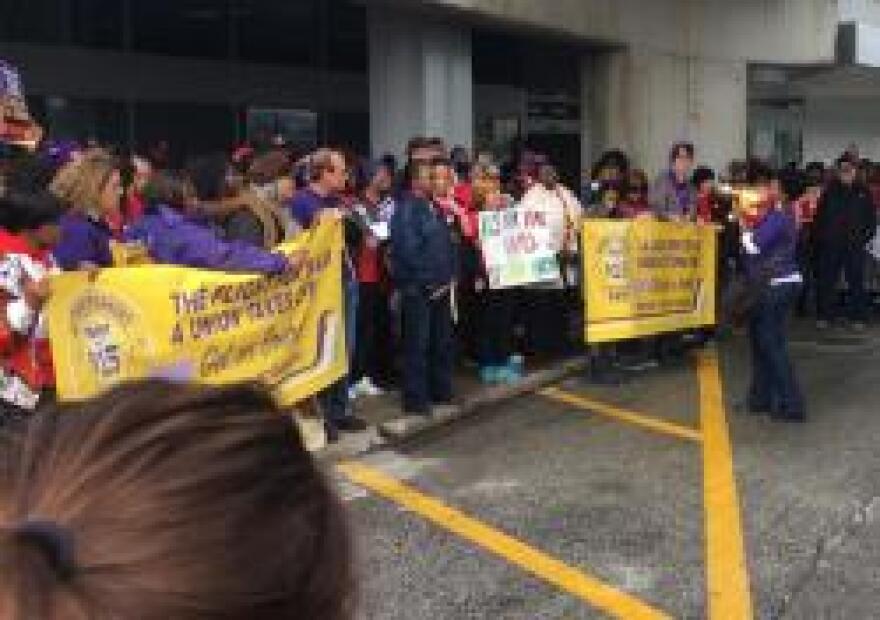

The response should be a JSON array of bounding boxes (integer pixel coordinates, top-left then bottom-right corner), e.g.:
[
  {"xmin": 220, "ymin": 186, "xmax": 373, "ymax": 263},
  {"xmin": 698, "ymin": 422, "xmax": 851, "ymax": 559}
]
[
  {"xmin": 125, "ymin": 193, "xmax": 146, "ymax": 224},
  {"xmin": 355, "ymin": 199, "xmax": 383, "ymax": 284},
  {"xmin": 794, "ymin": 194, "xmax": 819, "ymax": 227},
  {"xmin": 695, "ymin": 193, "xmax": 715, "ymax": 224},
  {"xmin": 0, "ymin": 229, "xmax": 55, "ymax": 392}
]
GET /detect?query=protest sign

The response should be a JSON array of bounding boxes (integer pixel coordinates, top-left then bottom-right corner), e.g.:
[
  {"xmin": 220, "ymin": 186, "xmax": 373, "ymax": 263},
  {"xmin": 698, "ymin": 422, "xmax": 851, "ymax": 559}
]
[
  {"xmin": 581, "ymin": 220, "xmax": 717, "ymax": 343},
  {"xmin": 47, "ymin": 220, "xmax": 346, "ymax": 406},
  {"xmin": 479, "ymin": 206, "xmax": 562, "ymax": 289}
]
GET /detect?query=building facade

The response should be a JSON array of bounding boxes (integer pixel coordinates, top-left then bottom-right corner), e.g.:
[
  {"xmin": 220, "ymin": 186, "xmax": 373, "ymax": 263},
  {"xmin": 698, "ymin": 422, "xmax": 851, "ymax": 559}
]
[{"xmin": 2, "ymin": 0, "xmax": 880, "ymax": 174}]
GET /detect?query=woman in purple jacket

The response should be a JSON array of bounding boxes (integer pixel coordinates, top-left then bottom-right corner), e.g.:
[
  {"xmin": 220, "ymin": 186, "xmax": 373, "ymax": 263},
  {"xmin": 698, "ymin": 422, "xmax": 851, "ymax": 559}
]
[
  {"xmin": 49, "ymin": 149, "xmax": 119, "ymax": 270},
  {"xmin": 125, "ymin": 172, "xmax": 289, "ymax": 275},
  {"xmin": 740, "ymin": 172, "xmax": 805, "ymax": 422}
]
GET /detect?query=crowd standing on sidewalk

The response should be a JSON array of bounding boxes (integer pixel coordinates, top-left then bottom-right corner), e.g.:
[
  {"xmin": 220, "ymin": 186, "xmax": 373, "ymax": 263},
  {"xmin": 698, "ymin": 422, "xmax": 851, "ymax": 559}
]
[{"xmin": 3, "ymin": 60, "xmax": 880, "ymax": 441}]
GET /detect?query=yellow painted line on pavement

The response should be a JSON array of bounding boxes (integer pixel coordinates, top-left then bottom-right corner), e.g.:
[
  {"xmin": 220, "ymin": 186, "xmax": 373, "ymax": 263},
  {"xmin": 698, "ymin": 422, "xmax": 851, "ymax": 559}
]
[
  {"xmin": 696, "ymin": 350, "xmax": 754, "ymax": 620},
  {"xmin": 539, "ymin": 387, "xmax": 703, "ymax": 443},
  {"xmin": 338, "ymin": 461, "xmax": 671, "ymax": 620}
]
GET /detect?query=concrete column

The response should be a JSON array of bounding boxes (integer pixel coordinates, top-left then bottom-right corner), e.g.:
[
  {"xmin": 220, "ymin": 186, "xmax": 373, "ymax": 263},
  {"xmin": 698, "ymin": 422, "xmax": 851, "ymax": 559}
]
[
  {"xmin": 590, "ymin": 46, "xmax": 747, "ymax": 175},
  {"xmin": 368, "ymin": 8, "xmax": 473, "ymax": 158}
]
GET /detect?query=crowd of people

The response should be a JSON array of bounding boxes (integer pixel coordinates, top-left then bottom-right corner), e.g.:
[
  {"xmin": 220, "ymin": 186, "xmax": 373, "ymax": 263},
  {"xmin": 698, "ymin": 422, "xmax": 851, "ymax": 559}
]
[
  {"xmin": 5, "ymin": 62, "xmax": 880, "ymax": 439},
  {"xmin": 4, "ymin": 122, "xmax": 880, "ymax": 435}
]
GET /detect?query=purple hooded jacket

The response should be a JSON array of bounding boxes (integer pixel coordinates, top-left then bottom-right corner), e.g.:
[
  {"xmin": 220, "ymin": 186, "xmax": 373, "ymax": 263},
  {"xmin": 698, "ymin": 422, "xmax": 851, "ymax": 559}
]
[{"xmin": 124, "ymin": 205, "xmax": 288, "ymax": 274}]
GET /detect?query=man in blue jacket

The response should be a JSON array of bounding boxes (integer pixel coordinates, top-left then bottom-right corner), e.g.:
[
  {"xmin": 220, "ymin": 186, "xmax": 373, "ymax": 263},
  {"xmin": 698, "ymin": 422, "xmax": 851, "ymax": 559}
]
[{"xmin": 390, "ymin": 159, "xmax": 456, "ymax": 415}]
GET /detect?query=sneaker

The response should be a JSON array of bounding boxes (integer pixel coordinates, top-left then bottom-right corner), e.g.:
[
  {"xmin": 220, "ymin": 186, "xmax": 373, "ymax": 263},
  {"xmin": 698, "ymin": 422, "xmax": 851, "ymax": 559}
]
[
  {"xmin": 815, "ymin": 320, "xmax": 830, "ymax": 331},
  {"xmin": 497, "ymin": 363, "xmax": 522, "ymax": 385},
  {"xmin": 479, "ymin": 366, "xmax": 498, "ymax": 384},
  {"xmin": 335, "ymin": 416, "xmax": 369, "ymax": 433},
  {"xmin": 852, "ymin": 321, "xmax": 867, "ymax": 332},
  {"xmin": 356, "ymin": 376, "xmax": 385, "ymax": 397}
]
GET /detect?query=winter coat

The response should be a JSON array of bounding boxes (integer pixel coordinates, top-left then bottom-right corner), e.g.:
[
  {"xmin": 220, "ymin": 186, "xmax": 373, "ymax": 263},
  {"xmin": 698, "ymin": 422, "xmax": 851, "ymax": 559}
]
[
  {"xmin": 200, "ymin": 190, "xmax": 298, "ymax": 250},
  {"xmin": 0, "ymin": 229, "xmax": 56, "ymax": 410},
  {"xmin": 815, "ymin": 180, "xmax": 877, "ymax": 249},
  {"xmin": 124, "ymin": 204, "xmax": 288, "ymax": 274},
  {"xmin": 389, "ymin": 193, "xmax": 456, "ymax": 290},
  {"xmin": 650, "ymin": 171, "xmax": 696, "ymax": 221},
  {"xmin": 741, "ymin": 206, "xmax": 800, "ymax": 283}
]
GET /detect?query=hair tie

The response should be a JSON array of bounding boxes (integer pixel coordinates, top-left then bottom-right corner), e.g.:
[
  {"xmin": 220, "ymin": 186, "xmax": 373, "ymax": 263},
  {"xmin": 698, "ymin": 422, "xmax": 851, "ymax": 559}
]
[{"xmin": 14, "ymin": 520, "xmax": 77, "ymax": 581}]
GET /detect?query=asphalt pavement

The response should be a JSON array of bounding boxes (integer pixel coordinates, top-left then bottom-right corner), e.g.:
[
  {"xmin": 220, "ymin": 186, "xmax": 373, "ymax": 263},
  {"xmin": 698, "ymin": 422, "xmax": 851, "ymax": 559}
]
[{"xmin": 331, "ymin": 326, "xmax": 880, "ymax": 619}]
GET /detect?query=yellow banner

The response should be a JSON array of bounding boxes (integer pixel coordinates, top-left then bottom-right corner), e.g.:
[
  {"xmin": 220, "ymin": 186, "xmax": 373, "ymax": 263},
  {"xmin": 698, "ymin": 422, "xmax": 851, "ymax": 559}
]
[
  {"xmin": 582, "ymin": 220, "xmax": 717, "ymax": 343},
  {"xmin": 47, "ymin": 220, "xmax": 346, "ymax": 406}
]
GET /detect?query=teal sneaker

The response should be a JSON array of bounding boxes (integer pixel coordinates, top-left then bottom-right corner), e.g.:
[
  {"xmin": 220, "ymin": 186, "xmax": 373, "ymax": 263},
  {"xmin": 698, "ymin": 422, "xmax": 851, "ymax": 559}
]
[
  {"xmin": 498, "ymin": 362, "xmax": 522, "ymax": 385},
  {"xmin": 479, "ymin": 366, "xmax": 499, "ymax": 384}
]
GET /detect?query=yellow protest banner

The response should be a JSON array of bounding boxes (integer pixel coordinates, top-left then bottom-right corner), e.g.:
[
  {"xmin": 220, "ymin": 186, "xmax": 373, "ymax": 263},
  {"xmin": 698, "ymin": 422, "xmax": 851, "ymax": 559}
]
[
  {"xmin": 582, "ymin": 220, "xmax": 717, "ymax": 343},
  {"xmin": 47, "ymin": 220, "xmax": 346, "ymax": 406}
]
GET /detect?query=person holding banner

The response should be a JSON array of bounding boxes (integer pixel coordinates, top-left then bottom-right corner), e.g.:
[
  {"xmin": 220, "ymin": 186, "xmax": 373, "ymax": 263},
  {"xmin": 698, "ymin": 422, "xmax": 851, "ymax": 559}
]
[
  {"xmin": 740, "ymin": 174, "xmax": 806, "ymax": 422},
  {"xmin": 651, "ymin": 142, "xmax": 697, "ymax": 222},
  {"xmin": 125, "ymin": 172, "xmax": 290, "ymax": 274},
  {"xmin": 0, "ymin": 189, "xmax": 65, "ymax": 422},
  {"xmin": 50, "ymin": 149, "xmax": 121, "ymax": 271},
  {"xmin": 290, "ymin": 149, "xmax": 368, "ymax": 441}
]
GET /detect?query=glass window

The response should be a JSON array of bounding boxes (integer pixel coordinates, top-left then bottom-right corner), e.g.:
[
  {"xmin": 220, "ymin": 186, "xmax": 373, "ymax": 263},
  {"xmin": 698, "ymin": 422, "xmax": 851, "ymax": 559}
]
[
  {"xmin": 70, "ymin": 0, "xmax": 124, "ymax": 49},
  {"xmin": 132, "ymin": 0, "xmax": 230, "ymax": 60},
  {"xmin": 135, "ymin": 102, "xmax": 236, "ymax": 165},
  {"xmin": 327, "ymin": 1, "xmax": 367, "ymax": 73},
  {"xmin": 324, "ymin": 111, "xmax": 369, "ymax": 154},
  {"xmin": 0, "ymin": 0, "xmax": 123, "ymax": 49},
  {"xmin": 0, "ymin": 0, "xmax": 65, "ymax": 45},
  {"xmin": 474, "ymin": 31, "xmax": 525, "ymax": 88},
  {"xmin": 246, "ymin": 108, "xmax": 318, "ymax": 152},
  {"xmin": 237, "ymin": 0, "xmax": 319, "ymax": 67},
  {"xmin": 33, "ymin": 96, "xmax": 126, "ymax": 145}
]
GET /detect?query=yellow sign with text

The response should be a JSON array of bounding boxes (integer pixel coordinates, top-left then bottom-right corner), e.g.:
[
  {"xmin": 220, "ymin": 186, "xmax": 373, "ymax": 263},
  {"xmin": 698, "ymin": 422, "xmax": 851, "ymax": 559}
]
[
  {"xmin": 582, "ymin": 220, "xmax": 717, "ymax": 343},
  {"xmin": 47, "ymin": 220, "xmax": 346, "ymax": 406}
]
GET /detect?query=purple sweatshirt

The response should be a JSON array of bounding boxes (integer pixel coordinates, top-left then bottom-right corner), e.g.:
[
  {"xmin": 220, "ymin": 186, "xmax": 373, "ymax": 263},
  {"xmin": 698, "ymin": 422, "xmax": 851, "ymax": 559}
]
[
  {"xmin": 124, "ymin": 205, "xmax": 288, "ymax": 274},
  {"xmin": 54, "ymin": 212, "xmax": 114, "ymax": 270},
  {"xmin": 743, "ymin": 207, "xmax": 800, "ymax": 282}
]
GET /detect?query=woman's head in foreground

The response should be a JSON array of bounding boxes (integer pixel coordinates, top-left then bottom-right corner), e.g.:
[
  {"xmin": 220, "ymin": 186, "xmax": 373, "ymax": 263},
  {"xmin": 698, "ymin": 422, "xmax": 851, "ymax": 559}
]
[{"xmin": 0, "ymin": 381, "xmax": 354, "ymax": 619}]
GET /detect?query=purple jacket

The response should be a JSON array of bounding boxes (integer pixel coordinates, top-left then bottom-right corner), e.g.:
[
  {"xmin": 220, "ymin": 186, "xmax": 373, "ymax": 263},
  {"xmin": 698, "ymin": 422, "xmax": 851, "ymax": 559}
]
[
  {"xmin": 743, "ymin": 206, "xmax": 800, "ymax": 282},
  {"xmin": 650, "ymin": 171, "xmax": 696, "ymax": 221},
  {"xmin": 54, "ymin": 212, "xmax": 114, "ymax": 270},
  {"xmin": 124, "ymin": 205, "xmax": 288, "ymax": 274}
]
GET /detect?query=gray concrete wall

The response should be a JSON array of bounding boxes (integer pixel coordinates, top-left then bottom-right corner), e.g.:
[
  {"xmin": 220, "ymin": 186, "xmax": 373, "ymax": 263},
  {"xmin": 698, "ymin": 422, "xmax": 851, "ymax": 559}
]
[{"xmin": 389, "ymin": 0, "xmax": 844, "ymax": 63}]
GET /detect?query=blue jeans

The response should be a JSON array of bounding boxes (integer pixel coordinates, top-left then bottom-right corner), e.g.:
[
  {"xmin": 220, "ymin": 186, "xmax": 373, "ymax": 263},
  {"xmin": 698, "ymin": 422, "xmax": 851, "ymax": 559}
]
[
  {"xmin": 321, "ymin": 268, "xmax": 359, "ymax": 425},
  {"xmin": 748, "ymin": 283, "xmax": 805, "ymax": 418},
  {"xmin": 401, "ymin": 286, "xmax": 453, "ymax": 414}
]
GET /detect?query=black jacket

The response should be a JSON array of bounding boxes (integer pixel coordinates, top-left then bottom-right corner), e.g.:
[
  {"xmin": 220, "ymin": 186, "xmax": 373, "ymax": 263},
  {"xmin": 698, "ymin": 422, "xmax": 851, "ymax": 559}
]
[{"xmin": 815, "ymin": 180, "xmax": 877, "ymax": 248}]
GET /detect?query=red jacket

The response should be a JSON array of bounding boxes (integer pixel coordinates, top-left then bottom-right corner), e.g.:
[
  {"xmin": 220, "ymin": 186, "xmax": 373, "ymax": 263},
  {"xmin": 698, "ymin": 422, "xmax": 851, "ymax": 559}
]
[{"xmin": 0, "ymin": 229, "xmax": 55, "ymax": 401}]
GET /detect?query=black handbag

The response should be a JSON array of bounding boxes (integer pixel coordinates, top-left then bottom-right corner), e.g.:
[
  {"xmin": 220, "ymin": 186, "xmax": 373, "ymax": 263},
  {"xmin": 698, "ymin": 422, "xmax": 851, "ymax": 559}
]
[{"xmin": 722, "ymin": 248, "xmax": 790, "ymax": 327}]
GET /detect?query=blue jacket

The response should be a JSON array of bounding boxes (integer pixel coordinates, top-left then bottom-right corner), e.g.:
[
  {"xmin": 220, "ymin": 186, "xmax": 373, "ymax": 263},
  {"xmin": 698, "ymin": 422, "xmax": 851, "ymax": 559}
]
[
  {"xmin": 54, "ymin": 212, "xmax": 114, "ymax": 270},
  {"xmin": 389, "ymin": 193, "xmax": 456, "ymax": 289},
  {"xmin": 125, "ymin": 205, "xmax": 288, "ymax": 274},
  {"xmin": 743, "ymin": 206, "xmax": 800, "ymax": 282}
]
